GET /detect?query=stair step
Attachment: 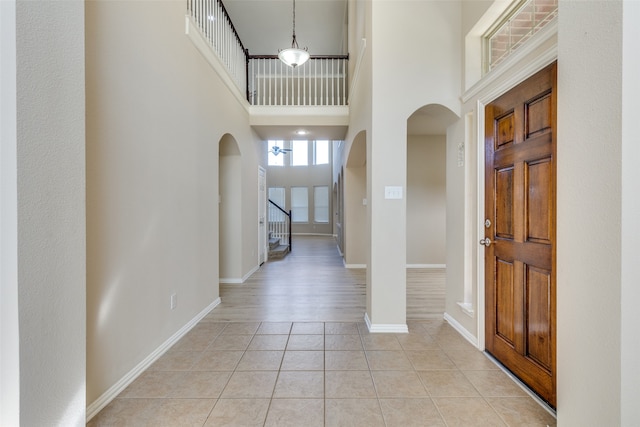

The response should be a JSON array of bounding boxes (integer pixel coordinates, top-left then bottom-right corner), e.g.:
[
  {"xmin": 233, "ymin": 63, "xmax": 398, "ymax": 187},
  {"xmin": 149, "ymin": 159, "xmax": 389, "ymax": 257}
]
[
  {"xmin": 268, "ymin": 237, "xmax": 280, "ymax": 250},
  {"xmin": 268, "ymin": 244, "xmax": 289, "ymax": 260}
]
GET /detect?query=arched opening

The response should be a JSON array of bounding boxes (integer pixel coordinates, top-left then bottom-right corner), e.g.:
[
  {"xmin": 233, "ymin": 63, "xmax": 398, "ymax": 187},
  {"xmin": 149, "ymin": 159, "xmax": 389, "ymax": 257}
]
[
  {"xmin": 406, "ymin": 104, "xmax": 459, "ymax": 319},
  {"xmin": 343, "ymin": 131, "xmax": 368, "ymax": 268},
  {"xmin": 218, "ymin": 134, "xmax": 242, "ymax": 282}
]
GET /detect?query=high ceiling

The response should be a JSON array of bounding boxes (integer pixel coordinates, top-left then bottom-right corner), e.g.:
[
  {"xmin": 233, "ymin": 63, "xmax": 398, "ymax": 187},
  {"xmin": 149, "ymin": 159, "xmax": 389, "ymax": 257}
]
[{"xmin": 223, "ymin": 0, "xmax": 348, "ymax": 56}]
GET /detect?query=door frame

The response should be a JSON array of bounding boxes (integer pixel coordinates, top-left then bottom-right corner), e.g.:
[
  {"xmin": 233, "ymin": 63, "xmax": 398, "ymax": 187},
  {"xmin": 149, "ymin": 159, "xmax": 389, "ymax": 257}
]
[
  {"xmin": 258, "ymin": 166, "xmax": 267, "ymax": 266},
  {"xmin": 472, "ymin": 57, "xmax": 558, "ymax": 352}
]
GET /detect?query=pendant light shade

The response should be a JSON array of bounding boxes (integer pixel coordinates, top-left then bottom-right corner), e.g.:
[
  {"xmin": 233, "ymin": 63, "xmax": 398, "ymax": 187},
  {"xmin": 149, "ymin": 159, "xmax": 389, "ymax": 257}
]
[{"xmin": 278, "ymin": 0, "xmax": 309, "ymax": 68}]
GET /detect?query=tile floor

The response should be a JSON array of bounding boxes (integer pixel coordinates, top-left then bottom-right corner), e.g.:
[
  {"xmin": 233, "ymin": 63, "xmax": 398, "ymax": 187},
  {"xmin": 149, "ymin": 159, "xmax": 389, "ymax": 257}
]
[{"xmin": 88, "ymin": 319, "xmax": 556, "ymax": 426}]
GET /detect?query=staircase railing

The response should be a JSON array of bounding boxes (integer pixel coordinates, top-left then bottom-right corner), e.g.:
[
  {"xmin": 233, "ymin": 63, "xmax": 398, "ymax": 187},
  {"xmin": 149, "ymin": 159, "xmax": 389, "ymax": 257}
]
[
  {"xmin": 187, "ymin": 0, "xmax": 249, "ymax": 98},
  {"xmin": 268, "ymin": 199, "xmax": 292, "ymax": 252}
]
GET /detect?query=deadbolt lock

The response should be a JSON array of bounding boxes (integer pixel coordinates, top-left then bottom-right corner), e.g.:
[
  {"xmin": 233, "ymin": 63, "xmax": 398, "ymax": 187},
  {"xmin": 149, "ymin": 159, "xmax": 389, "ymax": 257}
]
[{"xmin": 485, "ymin": 219, "xmax": 491, "ymax": 228}]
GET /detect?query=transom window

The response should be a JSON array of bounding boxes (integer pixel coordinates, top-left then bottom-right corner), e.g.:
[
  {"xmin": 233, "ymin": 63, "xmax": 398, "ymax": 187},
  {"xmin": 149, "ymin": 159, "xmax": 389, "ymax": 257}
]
[{"xmin": 484, "ymin": 0, "xmax": 558, "ymax": 71}]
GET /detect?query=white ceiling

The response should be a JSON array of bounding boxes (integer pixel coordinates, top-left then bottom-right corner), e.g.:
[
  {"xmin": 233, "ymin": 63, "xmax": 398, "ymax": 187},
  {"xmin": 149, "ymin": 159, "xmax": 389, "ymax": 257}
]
[{"xmin": 223, "ymin": 0, "xmax": 348, "ymax": 56}]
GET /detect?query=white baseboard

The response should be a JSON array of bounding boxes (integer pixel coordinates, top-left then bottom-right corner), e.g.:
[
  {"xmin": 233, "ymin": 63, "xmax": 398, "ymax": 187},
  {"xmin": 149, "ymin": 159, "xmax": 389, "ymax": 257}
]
[
  {"xmin": 86, "ymin": 298, "xmax": 221, "ymax": 422},
  {"xmin": 444, "ymin": 312, "xmax": 479, "ymax": 348},
  {"xmin": 364, "ymin": 313, "xmax": 409, "ymax": 333},
  {"xmin": 406, "ymin": 264, "xmax": 446, "ymax": 269},
  {"xmin": 343, "ymin": 259, "xmax": 366, "ymax": 269},
  {"xmin": 220, "ymin": 265, "xmax": 259, "ymax": 284}
]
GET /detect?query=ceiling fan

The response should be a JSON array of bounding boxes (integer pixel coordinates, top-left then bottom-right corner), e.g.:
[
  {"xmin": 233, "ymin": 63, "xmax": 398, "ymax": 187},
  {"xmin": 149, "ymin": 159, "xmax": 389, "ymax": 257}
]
[{"xmin": 269, "ymin": 146, "xmax": 292, "ymax": 156}]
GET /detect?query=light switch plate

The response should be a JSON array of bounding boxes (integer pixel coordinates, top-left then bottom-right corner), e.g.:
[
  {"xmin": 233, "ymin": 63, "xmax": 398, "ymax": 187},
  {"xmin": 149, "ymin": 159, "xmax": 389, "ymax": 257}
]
[{"xmin": 384, "ymin": 186, "xmax": 403, "ymax": 199}]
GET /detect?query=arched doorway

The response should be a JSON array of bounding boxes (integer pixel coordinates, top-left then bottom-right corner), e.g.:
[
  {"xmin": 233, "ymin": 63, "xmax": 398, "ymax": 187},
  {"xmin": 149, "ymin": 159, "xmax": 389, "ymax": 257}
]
[{"xmin": 218, "ymin": 134, "xmax": 242, "ymax": 282}]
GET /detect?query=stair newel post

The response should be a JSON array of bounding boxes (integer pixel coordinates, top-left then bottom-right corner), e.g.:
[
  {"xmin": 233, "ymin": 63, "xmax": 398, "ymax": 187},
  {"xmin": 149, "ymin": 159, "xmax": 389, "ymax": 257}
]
[{"xmin": 288, "ymin": 209, "xmax": 292, "ymax": 252}]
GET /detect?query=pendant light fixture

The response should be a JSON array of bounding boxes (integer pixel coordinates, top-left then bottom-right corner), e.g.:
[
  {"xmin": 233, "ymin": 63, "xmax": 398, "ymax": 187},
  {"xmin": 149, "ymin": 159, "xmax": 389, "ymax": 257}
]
[{"xmin": 278, "ymin": 0, "xmax": 309, "ymax": 68}]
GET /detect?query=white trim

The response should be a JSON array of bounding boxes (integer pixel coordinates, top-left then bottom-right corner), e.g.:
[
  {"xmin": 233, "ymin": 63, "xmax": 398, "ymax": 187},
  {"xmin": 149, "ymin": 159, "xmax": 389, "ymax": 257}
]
[
  {"xmin": 336, "ymin": 245, "xmax": 343, "ymax": 257},
  {"xmin": 85, "ymin": 298, "xmax": 221, "ymax": 422},
  {"xmin": 343, "ymin": 261, "xmax": 366, "ymax": 269},
  {"xmin": 406, "ymin": 264, "xmax": 446, "ymax": 269},
  {"xmin": 457, "ymin": 302, "xmax": 475, "ymax": 317},
  {"xmin": 185, "ymin": 16, "xmax": 249, "ymax": 112},
  {"xmin": 462, "ymin": 18, "xmax": 558, "ymax": 104},
  {"xmin": 364, "ymin": 313, "xmax": 409, "ymax": 334},
  {"xmin": 444, "ymin": 312, "xmax": 479, "ymax": 348},
  {"xmin": 220, "ymin": 264, "xmax": 260, "ymax": 285},
  {"xmin": 476, "ymin": 99, "xmax": 486, "ymax": 351}
]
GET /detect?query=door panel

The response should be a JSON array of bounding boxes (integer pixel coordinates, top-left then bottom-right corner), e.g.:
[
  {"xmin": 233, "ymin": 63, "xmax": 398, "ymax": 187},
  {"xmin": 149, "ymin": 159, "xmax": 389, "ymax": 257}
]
[{"xmin": 485, "ymin": 62, "xmax": 557, "ymax": 407}]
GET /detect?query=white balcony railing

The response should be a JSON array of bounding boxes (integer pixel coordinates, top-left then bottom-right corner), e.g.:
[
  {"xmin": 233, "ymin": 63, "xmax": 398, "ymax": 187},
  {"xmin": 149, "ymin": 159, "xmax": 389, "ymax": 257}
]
[
  {"xmin": 249, "ymin": 56, "xmax": 349, "ymax": 106},
  {"xmin": 187, "ymin": 0, "xmax": 248, "ymax": 96},
  {"xmin": 187, "ymin": 0, "xmax": 349, "ymax": 106}
]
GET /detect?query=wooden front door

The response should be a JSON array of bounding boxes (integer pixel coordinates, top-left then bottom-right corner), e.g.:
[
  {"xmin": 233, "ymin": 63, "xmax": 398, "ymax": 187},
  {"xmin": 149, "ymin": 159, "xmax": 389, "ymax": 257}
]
[{"xmin": 484, "ymin": 62, "xmax": 557, "ymax": 407}]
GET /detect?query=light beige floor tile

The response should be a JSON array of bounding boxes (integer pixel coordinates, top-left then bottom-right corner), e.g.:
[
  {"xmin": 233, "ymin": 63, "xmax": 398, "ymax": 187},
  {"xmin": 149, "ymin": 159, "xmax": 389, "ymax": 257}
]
[
  {"xmin": 325, "ymin": 334, "xmax": 363, "ymax": 350},
  {"xmin": 192, "ymin": 350, "xmax": 244, "ymax": 371},
  {"xmin": 146, "ymin": 398, "xmax": 216, "ymax": 426},
  {"xmin": 291, "ymin": 322, "xmax": 325, "ymax": 334},
  {"xmin": 405, "ymin": 349, "xmax": 456, "ymax": 370},
  {"xmin": 264, "ymin": 399, "xmax": 324, "ymax": 427},
  {"xmin": 118, "ymin": 371, "xmax": 183, "ymax": 398},
  {"xmin": 487, "ymin": 397, "xmax": 557, "ymax": 426},
  {"xmin": 418, "ymin": 370, "xmax": 480, "ymax": 397},
  {"xmin": 371, "ymin": 370, "xmax": 428, "ymax": 397},
  {"xmin": 463, "ymin": 370, "xmax": 528, "ymax": 397},
  {"xmin": 325, "ymin": 398, "xmax": 385, "ymax": 427},
  {"xmin": 366, "ymin": 350, "xmax": 413, "ymax": 370},
  {"xmin": 273, "ymin": 371, "xmax": 324, "ymax": 398},
  {"xmin": 445, "ymin": 350, "xmax": 500, "ymax": 370},
  {"xmin": 325, "ymin": 322, "xmax": 359, "ymax": 334},
  {"xmin": 148, "ymin": 350, "xmax": 202, "ymax": 371},
  {"xmin": 221, "ymin": 322, "xmax": 261, "ymax": 335},
  {"xmin": 87, "ymin": 398, "xmax": 158, "ymax": 426},
  {"xmin": 379, "ymin": 398, "xmax": 446, "ymax": 427},
  {"xmin": 433, "ymin": 397, "xmax": 507, "ymax": 426},
  {"xmin": 281, "ymin": 350, "xmax": 324, "ymax": 370},
  {"xmin": 325, "ymin": 370, "xmax": 376, "ymax": 398},
  {"xmin": 286, "ymin": 334, "xmax": 324, "ymax": 350},
  {"xmin": 172, "ymin": 330, "xmax": 216, "ymax": 352},
  {"xmin": 220, "ymin": 371, "xmax": 278, "ymax": 398},
  {"xmin": 360, "ymin": 334, "xmax": 402, "ymax": 350},
  {"xmin": 435, "ymin": 332, "xmax": 476, "ymax": 350},
  {"xmin": 248, "ymin": 334, "xmax": 289, "ymax": 350},
  {"xmin": 190, "ymin": 322, "xmax": 227, "ymax": 337},
  {"xmin": 325, "ymin": 350, "xmax": 369, "ymax": 370},
  {"xmin": 168, "ymin": 370, "xmax": 231, "ymax": 398},
  {"xmin": 257, "ymin": 322, "xmax": 292, "ymax": 335},
  {"xmin": 236, "ymin": 350, "xmax": 284, "ymax": 371},
  {"xmin": 396, "ymin": 333, "xmax": 438, "ymax": 351},
  {"xmin": 209, "ymin": 334, "xmax": 253, "ymax": 351},
  {"xmin": 204, "ymin": 398, "xmax": 270, "ymax": 426}
]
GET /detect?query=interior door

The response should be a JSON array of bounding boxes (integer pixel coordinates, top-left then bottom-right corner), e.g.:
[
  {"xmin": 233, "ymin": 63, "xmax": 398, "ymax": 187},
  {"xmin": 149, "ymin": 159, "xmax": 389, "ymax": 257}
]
[
  {"xmin": 484, "ymin": 62, "xmax": 557, "ymax": 407},
  {"xmin": 258, "ymin": 166, "xmax": 267, "ymax": 265}
]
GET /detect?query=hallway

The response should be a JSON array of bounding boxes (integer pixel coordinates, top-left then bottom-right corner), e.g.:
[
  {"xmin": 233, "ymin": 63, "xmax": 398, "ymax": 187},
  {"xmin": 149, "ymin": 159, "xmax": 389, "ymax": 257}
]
[{"xmin": 88, "ymin": 236, "xmax": 556, "ymax": 426}]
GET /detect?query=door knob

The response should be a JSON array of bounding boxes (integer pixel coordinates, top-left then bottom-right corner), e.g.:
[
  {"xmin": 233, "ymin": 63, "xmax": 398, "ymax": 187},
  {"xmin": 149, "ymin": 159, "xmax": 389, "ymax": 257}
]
[{"xmin": 479, "ymin": 237, "xmax": 491, "ymax": 247}]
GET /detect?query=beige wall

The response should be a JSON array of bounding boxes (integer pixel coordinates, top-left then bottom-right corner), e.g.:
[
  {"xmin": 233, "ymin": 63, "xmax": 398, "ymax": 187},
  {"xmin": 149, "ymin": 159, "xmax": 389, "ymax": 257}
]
[
  {"xmin": 407, "ymin": 136, "xmax": 446, "ymax": 265},
  {"xmin": 85, "ymin": 0, "xmax": 261, "ymax": 405}
]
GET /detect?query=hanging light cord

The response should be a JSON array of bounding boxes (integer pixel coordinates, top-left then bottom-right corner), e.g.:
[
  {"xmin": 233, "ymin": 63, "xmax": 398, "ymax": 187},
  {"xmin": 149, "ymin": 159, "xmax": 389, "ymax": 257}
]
[{"xmin": 291, "ymin": 0, "xmax": 299, "ymax": 48}]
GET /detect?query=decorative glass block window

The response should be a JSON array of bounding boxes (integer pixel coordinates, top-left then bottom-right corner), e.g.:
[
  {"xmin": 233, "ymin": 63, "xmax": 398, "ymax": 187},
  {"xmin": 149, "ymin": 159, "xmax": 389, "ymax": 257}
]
[
  {"xmin": 267, "ymin": 140, "xmax": 285, "ymax": 166},
  {"xmin": 314, "ymin": 186, "xmax": 329, "ymax": 223},
  {"xmin": 291, "ymin": 187, "xmax": 309, "ymax": 223},
  {"xmin": 485, "ymin": 0, "xmax": 557, "ymax": 71},
  {"xmin": 314, "ymin": 140, "xmax": 330, "ymax": 165}
]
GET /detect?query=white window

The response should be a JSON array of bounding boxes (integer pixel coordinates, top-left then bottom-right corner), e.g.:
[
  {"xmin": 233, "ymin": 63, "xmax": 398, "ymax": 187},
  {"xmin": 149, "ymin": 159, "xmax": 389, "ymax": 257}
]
[
  {"xmin": 314, "ymin": 140, "xmax": 329, "ymax": 165},
  {"xmin": 268, "ymin": 187, "xmax": 286, "ymax": 221},
  {"xmin": 484, "ymin": 0, "xmax": 557, "ymax": 71},
  {"xmin": 291, "ymin": 187, "xmax": 309, "ymax": 223},
  {"xmin": 291, "ymin": 140, "xmax": 308, "ymax": 166},
  {"xmin": 268, "ymin": 140, "xmax": 285, "ymax": 166},
  {"xmin": 314, "ymin": 186, "xmax": 329, "ymax": 223}
]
